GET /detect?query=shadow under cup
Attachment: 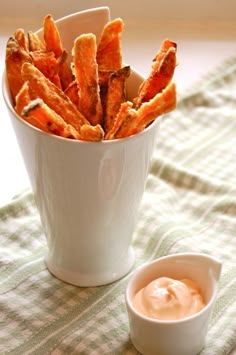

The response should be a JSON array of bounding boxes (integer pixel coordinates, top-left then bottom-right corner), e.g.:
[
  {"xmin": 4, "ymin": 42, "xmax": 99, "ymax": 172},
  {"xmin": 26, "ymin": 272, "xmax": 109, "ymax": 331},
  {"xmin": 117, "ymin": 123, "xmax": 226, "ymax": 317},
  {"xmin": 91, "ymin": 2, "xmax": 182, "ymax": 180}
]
[{"xmin": 2, "ymin": 69, "xmax": 161, "ymax": 286}]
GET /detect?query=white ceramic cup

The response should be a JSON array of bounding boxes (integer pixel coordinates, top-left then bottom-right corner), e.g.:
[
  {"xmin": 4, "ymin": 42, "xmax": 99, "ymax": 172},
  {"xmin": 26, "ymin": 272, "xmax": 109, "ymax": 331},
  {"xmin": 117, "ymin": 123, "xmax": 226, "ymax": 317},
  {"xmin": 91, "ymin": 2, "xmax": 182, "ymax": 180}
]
[
  {"xmin": 2, "ymin": 7, "xmax": 161, "ymax": 286},
  {"xmin": 125, "ymin": 253, "xmax": 222, "ymax": 355}
]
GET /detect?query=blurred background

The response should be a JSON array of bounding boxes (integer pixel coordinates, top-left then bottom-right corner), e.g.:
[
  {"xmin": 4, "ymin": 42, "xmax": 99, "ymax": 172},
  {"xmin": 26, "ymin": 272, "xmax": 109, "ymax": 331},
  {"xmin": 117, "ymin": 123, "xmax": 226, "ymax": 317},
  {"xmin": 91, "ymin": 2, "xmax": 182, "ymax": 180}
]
[
  {"xmin": 1, "ymin": 0, "xmax": 236, "ymax": 92},
  {"xmin": 1, "ymin": 0, "xmax": 236, "ymax": 31}
]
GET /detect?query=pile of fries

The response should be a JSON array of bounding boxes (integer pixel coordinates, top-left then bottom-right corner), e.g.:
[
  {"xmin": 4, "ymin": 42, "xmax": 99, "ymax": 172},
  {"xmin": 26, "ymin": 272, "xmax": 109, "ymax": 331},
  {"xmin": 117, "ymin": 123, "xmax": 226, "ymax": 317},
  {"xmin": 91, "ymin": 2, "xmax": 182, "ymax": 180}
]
[{"xmin": 5, "ymin": 15, "xmax": 177, "ymax": 141}]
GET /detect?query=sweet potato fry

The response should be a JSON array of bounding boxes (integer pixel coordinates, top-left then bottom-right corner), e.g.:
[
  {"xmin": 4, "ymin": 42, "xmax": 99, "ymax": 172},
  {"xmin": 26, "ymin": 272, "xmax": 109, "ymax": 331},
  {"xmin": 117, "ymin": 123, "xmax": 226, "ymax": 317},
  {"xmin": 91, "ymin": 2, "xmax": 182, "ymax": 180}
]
[
  {"xmin": 22, "ymin": 98, "xmax": 81, "ymax": 139},
  {"xmin": 63, "ymin": 125, "xmax": 82, "ymax": 139},
  {"xmin": 80, "ymin": 124, "xmax": 104, "ymax": 142},
  {"xmin": 108, "ymin": 82, "xmax": 176, "ymax": 139},
  {"xmin": 105, "ymin": 101, "xmax": 134, "ymax": 140},
  {"xmin": 15, "ymin": 82, "xmax": 44, "ymax": 130},
  {"xmin": 110, "ymin": 107, "xmax": 137, "ymax": 140},
  {"xmin": 137, "ymin": 82, "xmax": 176, "ymax": 124},
  {"xmin": 64, "ymin": 80, "xmax": 79, "ymax": 107},
  {"xmin": 96, "ymin": 18, "xmax": 123, "ymax": 71},
  {"xmin": 5, "ymin": 14, "xmax": 178, "ymax": 142},
  {"xmin": 58, "ymin": 52, "xmax": 74, "ymax": 90},
  {"xmin": 30, "ymin": 50, "xmax": 61, "ymax": 88},
  {"xmin": 43, "ymin": 14, "xmax": 73, "ymax": 90},
  {"xmin": 14, "ymin": 29, "xmax": 29, "ymax": 52},
  {"xmin": 134, "ymin": 39, "xmax": 177, "ymax": 108},
  {"xmin": 98, "ymin": 69, "xmax": 112, "ymax": 113},
  {"xmin": 5, "ymin": 36, "xmax": 32, "ymax": 100},
  {"xmin": 127, "ymin": 82, "xmax": 176, "ymax": 137},
  {"xmin": 104, "ymin": 66, "xmax": 130, "ymax": 133},
  {"xmin": 28, "ymin": 31, "xmax": 46, "ymax": 52},
  {"xmin": 15, "ymin": 81, "xmax": 31, "ymax": 115},
  {"xmin": 73, "ymin": 33, "xmax": 103, "ymax": 126},
  {"xmin": 153, "ymin": 39, "xmax": 177, "ymax": 71},
  {"xmin": 21, "ymin": 62, "xmax": 89, "ymax": 132}
]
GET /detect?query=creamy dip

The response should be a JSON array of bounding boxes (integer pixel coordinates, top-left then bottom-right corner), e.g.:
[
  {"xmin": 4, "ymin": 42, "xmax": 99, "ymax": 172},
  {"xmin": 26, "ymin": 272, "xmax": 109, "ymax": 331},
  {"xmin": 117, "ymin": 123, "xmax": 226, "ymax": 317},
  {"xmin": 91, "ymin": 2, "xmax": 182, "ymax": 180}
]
[{"xmin": 133, "ymin": 276, "xmax": 205, "ymax": 320}]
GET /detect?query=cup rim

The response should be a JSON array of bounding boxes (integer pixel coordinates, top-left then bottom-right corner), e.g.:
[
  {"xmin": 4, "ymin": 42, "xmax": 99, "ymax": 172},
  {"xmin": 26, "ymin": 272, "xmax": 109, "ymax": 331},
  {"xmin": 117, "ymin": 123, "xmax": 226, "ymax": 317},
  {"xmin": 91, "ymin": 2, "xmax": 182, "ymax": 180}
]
[
  {"xmin": 2, "ymin": 68, "xmax": 161, "ymax": 146},
  {"xmin": 125, "ymin": 252, "xmax": 221, "ymax": 324}
]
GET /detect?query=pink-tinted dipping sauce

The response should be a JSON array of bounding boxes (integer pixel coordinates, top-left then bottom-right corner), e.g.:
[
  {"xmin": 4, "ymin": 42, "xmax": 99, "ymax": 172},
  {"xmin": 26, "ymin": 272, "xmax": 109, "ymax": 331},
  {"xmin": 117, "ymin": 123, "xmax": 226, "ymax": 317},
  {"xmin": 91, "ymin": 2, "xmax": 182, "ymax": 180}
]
[{"xmin": 133, "ymin": 276, "xmax": 205, "ymax": 320}]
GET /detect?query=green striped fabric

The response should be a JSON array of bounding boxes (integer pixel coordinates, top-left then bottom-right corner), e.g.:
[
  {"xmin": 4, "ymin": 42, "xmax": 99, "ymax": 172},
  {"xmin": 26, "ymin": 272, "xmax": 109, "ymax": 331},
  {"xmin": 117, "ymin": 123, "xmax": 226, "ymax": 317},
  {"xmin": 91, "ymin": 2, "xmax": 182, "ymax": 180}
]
[{"xmin": 1, "ymin": 56, "xmax": 236, "ymax": 354}]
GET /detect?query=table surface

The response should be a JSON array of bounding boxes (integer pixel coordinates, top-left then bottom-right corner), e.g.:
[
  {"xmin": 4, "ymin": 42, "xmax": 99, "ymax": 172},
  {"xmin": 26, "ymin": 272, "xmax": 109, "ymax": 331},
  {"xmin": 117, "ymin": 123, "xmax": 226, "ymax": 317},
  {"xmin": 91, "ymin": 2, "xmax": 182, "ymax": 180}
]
[{"xmin": 0, "ymin": 3, "xmax": 236, "ymax": 353}]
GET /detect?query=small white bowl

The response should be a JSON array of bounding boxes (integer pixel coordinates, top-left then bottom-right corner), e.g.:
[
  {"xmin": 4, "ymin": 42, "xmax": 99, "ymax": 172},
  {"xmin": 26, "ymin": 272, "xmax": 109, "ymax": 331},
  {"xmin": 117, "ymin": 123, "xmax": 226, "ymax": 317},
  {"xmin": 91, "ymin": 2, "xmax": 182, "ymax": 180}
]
[{"xmin": 125, "ymin": 253, "xmax": 222, "ymax": 355}]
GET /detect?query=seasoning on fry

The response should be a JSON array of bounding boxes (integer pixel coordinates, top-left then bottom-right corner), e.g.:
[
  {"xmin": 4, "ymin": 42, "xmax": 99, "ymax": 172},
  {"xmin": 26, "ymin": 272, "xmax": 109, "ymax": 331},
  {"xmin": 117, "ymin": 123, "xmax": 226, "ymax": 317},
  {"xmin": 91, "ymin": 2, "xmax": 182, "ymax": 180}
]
[
  {"xmin": 15, "ymin": 82, "xmax": 43, "ymax": 130},
  {"xmin": 21, "ymin": 62, "xmax": 89, "ymax": 131},
  {"xmin": 126, "ymin": 82, "xmax": 177, "ymax": 137},
  {"xmin": 64, "ymin": 80, "xmax": 80, "ymax": 107},
  {"xmin": 14, "ymin": 28, "xmax": 29, "ymax": 52},
  {"xmin": 30, "ymin": 50, "xmax": 62, "ymax": 88},
  {"xmin": 28, "ymin": 31, "xmax": 46, "ymax": 52},
  {"xmin": 105, "ymin": 101, "xmax": 135, "ymax": 140},
  {"xmin": 15, "ymin": 81, "xmax": 32, "ymax": 115},
  {"xmin": 22, "ymin": 98, "xmax": 81, "ymax": 139},
  {"xmin": 134, "ymin": 40, "xmax": 177, "ymax": 108},
  {"xmin": 5, "ymin": 36, "xmax": 32, "ymax": 100},
  {"xmin": 80, "ymin": 123, "xmax": 104, "ymax": 142},
  {"xmin": 104, "ymin": 65, "xmax": 130, "ymax": 133},
  {"xmin": 73, "ymin": 33, "xmax": 103, "ymax": 126}
]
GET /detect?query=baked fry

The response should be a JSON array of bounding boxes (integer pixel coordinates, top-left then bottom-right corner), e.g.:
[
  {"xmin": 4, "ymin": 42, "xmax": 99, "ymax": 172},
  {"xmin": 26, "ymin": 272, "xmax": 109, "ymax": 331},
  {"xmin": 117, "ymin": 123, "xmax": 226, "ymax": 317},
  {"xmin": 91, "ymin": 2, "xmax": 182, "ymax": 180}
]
[
  {"xmin": 64, "ymin": 80, "xmax": 79, "ymax": 107},
  {"xmin": 96, "ymin": 18, "xmax": 123, "ymax": 71},
  {"xmin": 43, "ymin": 14, "xmax": 73, "ymax": 90},
  {"xmin": 110, "ymin": 107, "xmax": 137, "ymax": 140},
  {"xmin": 14, "ymin": 29, "xmax": 29, "ymax": 52},
  {"xmin": 5, "ymin": 36, "xmax": 32, "ymax": 100},
  {"xmin": 15, "ymin": 82, "xmax": 45, "ymax": 130},
  {"xmin": 30, "ymin": 50, "xmax": 61, "ymax": 88},
  {"xmin": 128, "ymin": 82, "xmax": 176, "ymax": 136},
  {"xmin": 134, "ymin": 39, "xmax": 177, "ymax": 108},
  {"xmin": 22, "ymin": 98, "xmax": 81, "ymax": 139},
  {"xmin": 137, "ymin": 82, "xmax": 176, "ymax": 125},
  {"xmin": 43, "ymin": 14, "xmax": 63, "ymax": 58},
  {"xmin": 152, "ymin": 39, "xmax": 177, "ymax": 71},
  {"xmin": 58, "ymin": 51, "xmax": 74, "ymax": 90},
  {"xmin": 80, "ymin": 124, "xmax": 104, "ymax": 141},
  {"xmin": 15, "ymin": 81, "xmax": 31, "ymax": 115},
  {"xmin": 21, "ymin": 62, "xmax": 89, "ymax": 132},
  {"xmin": 108, "ymin": 82, "xmax": 176, "ymax": 139},
  {"xmin": 104, "ymin": 66, "xmax": 130, "ymax": 133},
  {"xmin": 98, "ymin": 69, "xmax": 112, "ymax": 114},
  {"xmin": 5, "ymin": 15, "xmax": 178, "ymax": 142},
  {"xmin": 73, "ymin": 33, "xmax": 103, "ymax": 126},
  {"xmin": 105, "ymin": 101, "xmax": 134, "ymax": 140},
  {"xmin": 28, "ymin": 31, "xmax": 46, "ymax": 51}
]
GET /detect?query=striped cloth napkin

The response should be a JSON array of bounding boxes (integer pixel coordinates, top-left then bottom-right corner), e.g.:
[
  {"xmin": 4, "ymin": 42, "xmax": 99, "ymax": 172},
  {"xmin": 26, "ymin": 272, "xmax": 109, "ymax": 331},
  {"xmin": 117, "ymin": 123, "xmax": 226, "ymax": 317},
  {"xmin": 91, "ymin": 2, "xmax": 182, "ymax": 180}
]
[{"xmin": 1, "ymin": 56, "xmax": 236, "ymax": 355}]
